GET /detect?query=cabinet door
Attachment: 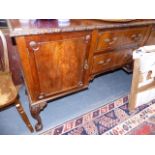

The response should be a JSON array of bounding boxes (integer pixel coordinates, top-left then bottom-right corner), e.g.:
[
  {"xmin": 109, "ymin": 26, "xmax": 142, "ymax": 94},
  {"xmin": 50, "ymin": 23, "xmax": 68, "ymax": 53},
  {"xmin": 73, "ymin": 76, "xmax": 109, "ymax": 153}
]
[{"xmin": 26, "ymin": 33, "xmax": 90, "ymax": 100}]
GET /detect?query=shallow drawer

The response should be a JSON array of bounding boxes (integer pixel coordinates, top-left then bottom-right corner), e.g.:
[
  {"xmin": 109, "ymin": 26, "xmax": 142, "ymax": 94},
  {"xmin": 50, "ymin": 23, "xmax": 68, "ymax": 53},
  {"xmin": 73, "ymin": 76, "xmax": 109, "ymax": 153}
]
[
  {"xmin": 92, "ymin": 49, "xmax": 133, "ymax": 74},
  {"xmin": 115, "ymin": 49, "xmax": 133, "ymax": 66},
  {"xmin": 92, "ymin": 52, "xmax": 117, "ymax": 74},
  {"xmin": 146, "ymin": 29, "xmax": 155, "ymax": 45},
  {"xmin": 96, "ymin": 30, "xmax": 123, "ymax": 52},
  {"xmin": 96, "ymin": 26, "xmax": 148, "ymax": 52},
  {"xmin": 123, "ymin": 27, "xmax": 148, "ymax": 47}
]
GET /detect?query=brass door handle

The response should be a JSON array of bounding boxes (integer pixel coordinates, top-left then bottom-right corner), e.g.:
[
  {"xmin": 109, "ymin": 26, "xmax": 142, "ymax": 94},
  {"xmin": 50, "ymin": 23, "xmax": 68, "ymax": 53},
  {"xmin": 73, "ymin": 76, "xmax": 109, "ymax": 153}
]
[
  {"xmin": 84, "ymin": 60, "xmax": 89, "ymax": 70},
  {"xmin": 29, "ymin": 41, "xmax": 39, "ymax": 51},
  {"xmin": 85, "ymin": 34, "xmax": 91, "ymax": 43}
]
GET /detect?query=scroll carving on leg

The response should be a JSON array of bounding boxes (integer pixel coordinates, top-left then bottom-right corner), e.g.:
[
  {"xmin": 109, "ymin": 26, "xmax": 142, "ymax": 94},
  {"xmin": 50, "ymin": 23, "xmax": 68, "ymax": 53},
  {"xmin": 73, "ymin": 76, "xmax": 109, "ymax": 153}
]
[{"xmin": 30, "ymin": 102, "xmax": 47, "ymax": 131}]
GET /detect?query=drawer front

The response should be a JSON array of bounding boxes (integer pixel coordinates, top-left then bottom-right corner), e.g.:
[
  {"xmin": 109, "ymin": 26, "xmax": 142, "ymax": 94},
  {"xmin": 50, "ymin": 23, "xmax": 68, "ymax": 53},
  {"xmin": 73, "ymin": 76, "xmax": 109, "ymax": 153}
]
[
  {"xmin": 92, "ymin": 49, "xmax": 133, "ymax": 74},
  {"xmin": 96, "ymin": 30, "xmax": 123, "ymax": 52},
  {"xmin": 146, "ymin": 27, "xmax": 155, "ymax": 45},
  {"xmin": 96, "ymin": 26, "xmax": 148, "ymax": 52},
  {"xmin": 92, "ymin": 52, "xmax": 117, "ymax": 74},
  {"xmin": 115, "ymin": 49, "xmax": 133, "ymax": 66},
  {"xmin": 123, "ymin": 27, "xmax": 148, "ymax": 46}
]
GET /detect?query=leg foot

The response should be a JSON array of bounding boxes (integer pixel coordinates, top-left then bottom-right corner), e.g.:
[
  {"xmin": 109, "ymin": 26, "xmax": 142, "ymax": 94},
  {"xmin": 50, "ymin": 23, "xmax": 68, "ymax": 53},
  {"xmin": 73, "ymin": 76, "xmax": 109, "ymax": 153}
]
[{"xmin": 30, "ymin": 102, "xmax": 47, "ymax": 132}]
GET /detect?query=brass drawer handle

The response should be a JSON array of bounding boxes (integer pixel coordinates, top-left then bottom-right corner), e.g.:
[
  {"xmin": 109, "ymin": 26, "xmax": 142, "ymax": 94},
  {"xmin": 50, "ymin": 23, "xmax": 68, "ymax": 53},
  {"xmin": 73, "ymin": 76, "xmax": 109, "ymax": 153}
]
[
  {"xmin": 106, "ymin": 58, "xmax": 111, "ymax": 62},
  {"xmin": 97, "ymin": 60, "xmax": 105, "ymax": 65},
  {"xmin": 29, "ymin": 41, "xmax": 39, "ymax": 51},
  {"xmin": 97, "ymin": 58, "xmax": 111, "ymax": 65},
  {"xmin": 104, "ymin": 37, "xmax": 117, "ymax": 44},
  {"xmin": 138, "ymin": 33, "xmax": 142, "ymax": 37},
  {"xmin": 131, "ymin": 33, "xmax": 142, "ymax": 41}
]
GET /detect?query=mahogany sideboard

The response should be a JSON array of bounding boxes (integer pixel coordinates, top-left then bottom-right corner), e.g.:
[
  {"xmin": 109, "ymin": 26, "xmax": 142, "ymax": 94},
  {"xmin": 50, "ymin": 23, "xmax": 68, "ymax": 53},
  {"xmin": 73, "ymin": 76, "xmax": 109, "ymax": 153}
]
[{"xmin": 8, "ymin": 19, "xmax": 155, "ymax": 131}]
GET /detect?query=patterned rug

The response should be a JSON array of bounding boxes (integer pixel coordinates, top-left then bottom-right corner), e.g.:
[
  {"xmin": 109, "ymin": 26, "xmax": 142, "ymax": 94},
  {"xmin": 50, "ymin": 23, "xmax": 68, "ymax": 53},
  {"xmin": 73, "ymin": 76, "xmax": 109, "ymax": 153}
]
[{"xmin": 41, "ymin": 96, "xmax": 155, "ymax": 135}]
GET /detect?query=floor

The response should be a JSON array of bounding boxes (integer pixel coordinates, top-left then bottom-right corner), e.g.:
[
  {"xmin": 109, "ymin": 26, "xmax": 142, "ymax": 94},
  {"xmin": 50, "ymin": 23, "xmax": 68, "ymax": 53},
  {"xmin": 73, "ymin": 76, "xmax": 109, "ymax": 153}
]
[{"xmin": 0, "ymin": 69, "xmax": 132, "ymax": 135}]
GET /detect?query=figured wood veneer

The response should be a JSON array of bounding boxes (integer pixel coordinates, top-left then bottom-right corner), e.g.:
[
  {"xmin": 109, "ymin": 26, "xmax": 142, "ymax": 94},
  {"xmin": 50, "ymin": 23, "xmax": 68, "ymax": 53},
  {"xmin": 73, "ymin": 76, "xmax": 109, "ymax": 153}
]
[{"xmin": 9, "ymin": 19, "xmax": 155, "ymax": 131}]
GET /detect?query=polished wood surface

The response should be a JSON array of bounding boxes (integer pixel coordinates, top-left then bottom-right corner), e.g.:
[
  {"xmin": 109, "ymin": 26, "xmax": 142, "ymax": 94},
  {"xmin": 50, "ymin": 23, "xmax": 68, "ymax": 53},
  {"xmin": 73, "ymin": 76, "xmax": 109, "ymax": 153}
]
[
  {"xmin": 9, "ymin": 19, "xmax": 155, "ymax": 131},
  {"xmin": 9, "ymin": 19, "xmax": 155, "ymax": 37},
  {"xmin": 146, "ymin": 26, "xmax": 155, "ymax": 45},
  {"xmin": 25, "ymin": 32, "xmax": 91, "ymax": 101},
  {"xmin": 90, "ymin": 25, "xmax": 151, "ymax": 76},
  {"xmin": 92, "ymin": 49, "xmax": 133, "ymax": 74},
  {"xmin": 96, "ymin": 26, "xmax": 148, "ymax": 52}
]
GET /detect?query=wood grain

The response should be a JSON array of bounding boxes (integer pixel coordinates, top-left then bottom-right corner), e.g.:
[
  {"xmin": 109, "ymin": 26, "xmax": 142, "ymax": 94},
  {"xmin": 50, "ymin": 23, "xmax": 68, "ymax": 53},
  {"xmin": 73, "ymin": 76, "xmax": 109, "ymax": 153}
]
[{"xmin": 9, "ymin": 19, "xmax": 155, "ymax": 131}]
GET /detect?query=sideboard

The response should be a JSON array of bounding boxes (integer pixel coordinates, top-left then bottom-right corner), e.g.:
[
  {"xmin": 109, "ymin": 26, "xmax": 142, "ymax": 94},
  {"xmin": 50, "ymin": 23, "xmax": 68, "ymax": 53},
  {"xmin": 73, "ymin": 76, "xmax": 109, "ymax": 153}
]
[{"xmin": 8, "ymin": 19, "xmax": 155, "ymax": 131}]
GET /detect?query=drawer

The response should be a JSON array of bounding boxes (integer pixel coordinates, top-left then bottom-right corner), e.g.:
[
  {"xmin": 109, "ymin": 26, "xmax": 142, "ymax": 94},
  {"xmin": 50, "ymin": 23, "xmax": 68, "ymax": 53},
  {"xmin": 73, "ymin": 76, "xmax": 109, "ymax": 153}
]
[
  {"xmin": 146, "ymin": 29, "xmax": 155, "ymax": 45},
  {"xmin": 115, "ymin": 49, "xmax": 133, "ymax": 66},
  {"xmin": 123, "ymin": 27, "xmax": 148, "ymax": 46},
  {"xmin": 96, "ymin": 30, "xmax": 123, "ymax": 52},
  {"xmin": 92, "ymin": 49, "xmax": 133, "ymax": 74},
  {"xmin": 92, "ymin": 52, "xmax": 117, "ymax": 74},
  {"xmin": 95, "ymin": 26, "xmax": 149, "ymax": 52}
]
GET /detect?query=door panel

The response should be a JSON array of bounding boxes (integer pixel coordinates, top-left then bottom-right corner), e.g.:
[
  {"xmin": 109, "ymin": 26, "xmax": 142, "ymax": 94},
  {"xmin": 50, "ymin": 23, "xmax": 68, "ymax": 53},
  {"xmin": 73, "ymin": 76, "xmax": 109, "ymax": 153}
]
[{"xmin": 26, "ymin": 34, "xmax": 90, "ymax": 99}]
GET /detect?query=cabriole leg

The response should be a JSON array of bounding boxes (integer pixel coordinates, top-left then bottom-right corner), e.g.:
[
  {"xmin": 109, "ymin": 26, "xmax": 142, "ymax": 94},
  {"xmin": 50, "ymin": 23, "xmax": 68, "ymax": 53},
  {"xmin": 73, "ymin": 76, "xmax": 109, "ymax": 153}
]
[{"xmin": 30, "ymin": 102, "xmax": 47, "ymax": 131}]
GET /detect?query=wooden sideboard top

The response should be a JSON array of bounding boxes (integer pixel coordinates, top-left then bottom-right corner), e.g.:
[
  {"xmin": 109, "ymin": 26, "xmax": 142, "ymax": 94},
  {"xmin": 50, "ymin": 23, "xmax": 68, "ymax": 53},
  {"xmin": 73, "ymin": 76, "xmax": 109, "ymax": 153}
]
[{"xmin": 8, "ymin": 19, "xmax": 155, "ymax": 37}]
